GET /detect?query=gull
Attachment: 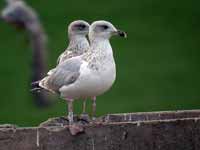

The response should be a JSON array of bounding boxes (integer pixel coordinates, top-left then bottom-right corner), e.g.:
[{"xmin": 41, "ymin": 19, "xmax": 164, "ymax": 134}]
[
  {"xmin": 38, "ymin": 20, "xmax": 126, "ymax": 134},
  {"xmin": 47, "ymin": 20, "xmax": 90, "ymax": 116},
  {"xmin": 32, "ymin": 20, "xmax": 90, "ymax": 114}
]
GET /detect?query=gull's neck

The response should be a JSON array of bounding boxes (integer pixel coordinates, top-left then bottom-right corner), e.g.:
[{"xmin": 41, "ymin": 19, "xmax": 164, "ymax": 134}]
[
  {"xmin": 90, "ymin": 38, "xmax": 113, "ymax": 56},
  {"xmin": 84, "ymin": 37, "xmax": 115, "ymax": 69},
  {"xmin": 67, "ymin": 35, "xmax": 89, "ymax": 52}
]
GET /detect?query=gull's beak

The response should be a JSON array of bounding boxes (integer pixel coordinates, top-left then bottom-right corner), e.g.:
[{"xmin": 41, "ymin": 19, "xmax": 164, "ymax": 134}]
[
  {"xmin": 112, "ymin": 30, "xmax": 127, "ymax": 38},
  {"xmin": 117, "ymin": 30, "xmax": 127, "ymax": 38}
]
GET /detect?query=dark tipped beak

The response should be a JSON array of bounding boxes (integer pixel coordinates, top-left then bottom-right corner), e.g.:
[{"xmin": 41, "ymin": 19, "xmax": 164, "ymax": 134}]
[{"xmin": 117, "ymin": 30, "xmax": 127, "ymax": 38}]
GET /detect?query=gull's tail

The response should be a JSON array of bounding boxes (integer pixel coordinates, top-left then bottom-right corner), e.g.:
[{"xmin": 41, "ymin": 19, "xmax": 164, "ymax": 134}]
[
  {"xmin": 31, "ymin": 77, "xmax": 55, "ymax": 93},
  {"xmin": 30, "ymin": 80, "xmax": 42, "ymax": 92}
]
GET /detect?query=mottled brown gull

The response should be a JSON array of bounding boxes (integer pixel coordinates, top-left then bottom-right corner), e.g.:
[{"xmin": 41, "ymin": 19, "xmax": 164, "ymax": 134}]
[{"xmin": 47, "ymin": 20, "xmax": 90, "ymax": 116}]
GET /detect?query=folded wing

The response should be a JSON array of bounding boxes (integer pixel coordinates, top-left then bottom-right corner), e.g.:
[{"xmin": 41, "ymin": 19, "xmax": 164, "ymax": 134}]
[{"xmin": 39, "ymin": 57, "xmax": 82, "ymax": 93}]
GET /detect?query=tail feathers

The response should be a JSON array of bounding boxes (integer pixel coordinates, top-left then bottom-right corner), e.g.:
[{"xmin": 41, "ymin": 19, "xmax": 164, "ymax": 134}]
[
  {"xmin": 31, "ymin": 77, "xmax": 55, "ymax": 93},
  {"xmin": 30, "ymin": 87, "xmax": 42, "ymax": 92},
  {"xmin": 31, "ymin": 80, "xmax": 40, "ymax": 86},
  {"xmin": 39, "ymin": 77, "xmax": 56, "ymax": 93},
  {"xmin": 30, "ymin": 80, "xmax": 42, "ymax": 92}
]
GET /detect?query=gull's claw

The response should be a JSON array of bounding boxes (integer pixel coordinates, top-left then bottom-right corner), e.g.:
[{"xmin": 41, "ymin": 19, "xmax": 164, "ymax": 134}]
[
  {"xmin": 79, "ymin": 113, "xmax": 91, "ymax": 123},
  {"xmin": 68, "ymin": 124, "xmax": 84, "ymax": 135}
]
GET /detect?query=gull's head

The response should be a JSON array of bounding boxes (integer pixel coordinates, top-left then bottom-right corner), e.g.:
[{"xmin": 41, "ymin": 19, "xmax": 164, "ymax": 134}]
[
  {"xmin": 89, "ymin": 20, "xmax": 127, "ymax": 40},
  {"xmin": 68, "ymin": 20, "xmax": 90, "ymax": 38}
]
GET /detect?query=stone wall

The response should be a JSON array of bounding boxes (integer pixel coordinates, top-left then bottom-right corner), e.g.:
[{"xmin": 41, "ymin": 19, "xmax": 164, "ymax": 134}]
[{"xmin": 1, "ymin": 110, "xmax": 200, "ymax": 150}]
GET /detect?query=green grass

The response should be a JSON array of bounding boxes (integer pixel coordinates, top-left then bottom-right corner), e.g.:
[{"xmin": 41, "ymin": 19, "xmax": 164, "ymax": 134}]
[{"xmin": 0, "ymin": 0, "xmax": 200, "ymax": 126}]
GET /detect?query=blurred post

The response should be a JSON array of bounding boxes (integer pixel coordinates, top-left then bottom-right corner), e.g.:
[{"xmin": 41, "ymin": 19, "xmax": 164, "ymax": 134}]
[{"xmin": 1, "ymin": 0, "xmax": 51, "ymax": 107}]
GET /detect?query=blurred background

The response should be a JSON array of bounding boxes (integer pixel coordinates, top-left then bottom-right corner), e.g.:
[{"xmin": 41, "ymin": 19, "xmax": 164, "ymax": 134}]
[{"xmin": 0, "ymin": 0, "xmax": 200, "ymax": 126}]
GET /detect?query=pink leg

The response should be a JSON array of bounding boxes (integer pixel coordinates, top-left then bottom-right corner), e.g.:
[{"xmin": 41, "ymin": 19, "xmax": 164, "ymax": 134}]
[
  {"xmin": 65, "ymin": 98, "xmax": 74, "ymax": 125},
  {"xmin": 92, "ymin": 96, "xmax": 96, "ymax": 120},
  {"xmin": 65, "ymin": 98, "xmax": 84, "ymax": 135}
]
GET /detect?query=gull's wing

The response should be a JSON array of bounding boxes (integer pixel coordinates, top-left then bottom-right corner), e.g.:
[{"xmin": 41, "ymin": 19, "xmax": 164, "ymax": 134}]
[
  {"xmin": 47, "ymin": 68, "xmax": 56, "ymax": 75},
  {"xmin": 57, "ymin": 50, "xmax": 75, "ymax": 64},
  {"xmin": 39, "ymin": 57, "xmax": 82, "ymax": 93},
  {"xmin": 47, "ymin": 50, "xmax": 73, "ymax": 76},
  {"xmin": 47, "ymin": 42, "xmax": 89, "ymax": 76}
]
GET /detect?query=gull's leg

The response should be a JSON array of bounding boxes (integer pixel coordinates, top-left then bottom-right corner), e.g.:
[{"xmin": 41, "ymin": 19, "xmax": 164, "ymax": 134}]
[
  {"xmin": 80, "ymin": 99, "xmax": 90, "ymax": 122},
  {"xmin": 92, "ymin": 96, "xmax": 96, "ymax": 120},
  {"xmin": 66, "ymin": 99, "xmax": 74, "ymax": 125},
  {"xmin": 65, "ymin": 98, "xmax": 84, "ymax": 135}
]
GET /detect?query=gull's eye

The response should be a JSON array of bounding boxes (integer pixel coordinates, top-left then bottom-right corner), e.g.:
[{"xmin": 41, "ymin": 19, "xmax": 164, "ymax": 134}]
[
  {"xmin": 101, "ymin": 25, "xmax": 109, "ymax": 30},
  {"xmin": 78, "ymin": 24, "xmax": 86, "ymax": 30}
]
